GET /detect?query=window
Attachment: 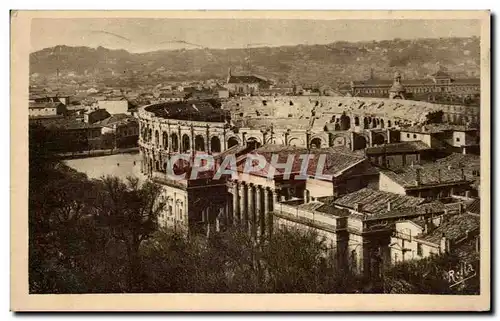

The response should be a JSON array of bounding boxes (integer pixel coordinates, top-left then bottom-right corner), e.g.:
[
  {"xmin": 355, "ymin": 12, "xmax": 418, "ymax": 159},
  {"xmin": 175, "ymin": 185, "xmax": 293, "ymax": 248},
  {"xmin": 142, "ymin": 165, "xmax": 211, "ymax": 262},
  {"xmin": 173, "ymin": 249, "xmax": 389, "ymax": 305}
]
[
  {"xmin": 456, "ymin": 137, "xmax": 460, "ymax": 142},
  {"xmin": 413, "ymin": 134, "xmax": 417, "ymax": 139},
  {"xmin": 168, "ymin": 205, "xmax": 173, "ymax": 216},
  {"xmin": 179, "ymin": 209, "xmax": 183, "ymax": 220},
  {"xmin": 407, "ymin": 133, "xmax": 410, "ymax": 138},
  {"xmin": 417, "ymin": 243, "xmax": 423, "ymax": 256}
]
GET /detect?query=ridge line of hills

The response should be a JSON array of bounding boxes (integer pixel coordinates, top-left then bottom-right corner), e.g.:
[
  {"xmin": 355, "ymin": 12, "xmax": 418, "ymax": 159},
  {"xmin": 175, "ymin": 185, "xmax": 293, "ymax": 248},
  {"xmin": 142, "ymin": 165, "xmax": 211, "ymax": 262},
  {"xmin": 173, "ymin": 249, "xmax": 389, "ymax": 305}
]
[{"xmin": 30, "ymin": 37, "xmax": 480, "ymax": 87}]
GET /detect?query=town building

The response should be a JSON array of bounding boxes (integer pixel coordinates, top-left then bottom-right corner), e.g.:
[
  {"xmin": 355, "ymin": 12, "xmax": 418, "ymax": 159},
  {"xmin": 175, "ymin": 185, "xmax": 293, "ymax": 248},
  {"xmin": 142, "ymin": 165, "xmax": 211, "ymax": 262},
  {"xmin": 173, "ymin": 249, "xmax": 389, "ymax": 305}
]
[
  {"xmin": 390, "ymin": 212, "xmax": 480, "ymax": 264},
  {"xmin": 225, "ymin": 68, "xmax": 272, "ymax": 95},
  {"xmin": 97, "ymin": 97, "xmax": 130, "ymax": 115},
  {"xmin": 29, "ymin": 101, "xmax": 67, "ymax": 118},
  {"xmin": 84, "ymin": 108, "xmax": 111, "ymax": 124},
  {"xmin": 94, "ymin": 114, "xmax": 139, "ymax": 148},
  {"xmin": 350, "ymin": 69, "xmax": 480, "ymax": 104},
  {"xmin": 379, "ymin": 164, "xmax": 476, "ymax": 200}
]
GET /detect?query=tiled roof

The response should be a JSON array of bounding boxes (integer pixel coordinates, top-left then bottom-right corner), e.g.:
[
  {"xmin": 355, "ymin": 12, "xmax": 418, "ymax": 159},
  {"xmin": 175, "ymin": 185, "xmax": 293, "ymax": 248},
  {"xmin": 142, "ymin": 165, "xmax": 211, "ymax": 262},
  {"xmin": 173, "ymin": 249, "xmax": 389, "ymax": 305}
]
[
  {"xmin": 416, "ymin": 213, "xmax": 480, "ymax": 245},
  {"xmin": 94, "ymin": 114, "xmax": 136, "ymax": 127},
  {"xmin": 382, "ymin": 164, "xmax": 472, "ymax": 189},
  {"xmin": 365, "ymin": 141, "xmax": 432, "ymax": 155},
  {"xmin": 333, "ymin": 188, "xmax": 424, "ymax": 214},
  {"xmin": 373, "ymin": 201, "xmax": 446, "ymax": 220},
  {"xmin": 400, "ymin": 124, "xmax": 479, "ymax": 134},
  {"xmin": 435, "ymin": 153, "xmax": 480, "ymax": 169},
  {"xmin": 29, "ymin": 102, "xmax": 64, "ymax": 109},
  {"xmin": 238, "ymin": 145, "xmax": 366, "ymax": 179},
  {"xmin": 466, "ymin": 199, "xmax": 480, "ymax": 215}
]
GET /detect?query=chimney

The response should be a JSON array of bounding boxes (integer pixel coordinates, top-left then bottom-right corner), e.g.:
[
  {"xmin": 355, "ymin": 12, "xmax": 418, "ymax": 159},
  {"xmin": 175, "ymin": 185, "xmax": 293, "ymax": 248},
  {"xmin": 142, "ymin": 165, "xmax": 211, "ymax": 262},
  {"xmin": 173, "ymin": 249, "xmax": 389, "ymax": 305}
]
[
  {"xmin": 437, "ymin": 169, "xmax": 442, "ymax": 183},
  {"xmin": 440, "ymin": 233, "xmax": 450, "ymax": 254},
  {"xmin": 461, "ymin": 168, "xmax": 466, "ymax": 181},
  {"xmin": 465, "ymin": 229, "xmax": 470, "ymax": 240},
  {"xmin": 414, "ymin": 168, "xmax": 421, "ymax": 186},
  {"xmin": 354, "ymin": 203, "xmax": 364, "ymax": 212},
  {"xmin": 465, "ymin": 190, "xmax": 471, "ymax": 199},
  {"xmin": 387, "ymin": 201, "xmax": 393, "ymax": 211}
]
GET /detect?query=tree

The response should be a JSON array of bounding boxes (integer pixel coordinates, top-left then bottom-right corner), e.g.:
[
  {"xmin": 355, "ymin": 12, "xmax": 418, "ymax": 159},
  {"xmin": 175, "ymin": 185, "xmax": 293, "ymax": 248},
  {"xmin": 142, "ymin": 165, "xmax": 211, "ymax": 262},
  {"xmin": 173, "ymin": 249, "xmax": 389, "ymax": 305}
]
[{"xmin": 94, "ymin": 176, "xmax": 166, "ymax": 291}]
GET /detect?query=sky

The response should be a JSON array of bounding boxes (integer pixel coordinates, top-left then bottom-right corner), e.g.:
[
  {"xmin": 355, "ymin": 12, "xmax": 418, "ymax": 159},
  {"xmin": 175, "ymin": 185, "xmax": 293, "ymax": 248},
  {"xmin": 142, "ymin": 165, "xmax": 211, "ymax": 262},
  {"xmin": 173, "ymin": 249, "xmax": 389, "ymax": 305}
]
[{"xmin": 30, "ymin": 18, "xmax": 481, "ymax": 53}]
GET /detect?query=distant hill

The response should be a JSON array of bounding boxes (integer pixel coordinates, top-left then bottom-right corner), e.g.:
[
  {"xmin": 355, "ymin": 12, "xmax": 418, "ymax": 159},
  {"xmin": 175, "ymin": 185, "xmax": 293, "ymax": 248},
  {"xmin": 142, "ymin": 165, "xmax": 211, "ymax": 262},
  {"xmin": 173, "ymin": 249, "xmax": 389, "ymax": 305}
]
[{"xmin": 30, "ymin": 37, "xmax": 480, "ymax": 86}]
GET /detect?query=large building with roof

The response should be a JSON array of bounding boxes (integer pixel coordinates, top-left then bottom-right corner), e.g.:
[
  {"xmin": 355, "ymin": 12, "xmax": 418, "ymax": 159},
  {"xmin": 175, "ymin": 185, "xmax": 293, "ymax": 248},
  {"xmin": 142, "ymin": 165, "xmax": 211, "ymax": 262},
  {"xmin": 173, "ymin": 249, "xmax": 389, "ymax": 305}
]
[{"xmin": 350, "ymin": 69, "xmax": 480, "ymax": 104}]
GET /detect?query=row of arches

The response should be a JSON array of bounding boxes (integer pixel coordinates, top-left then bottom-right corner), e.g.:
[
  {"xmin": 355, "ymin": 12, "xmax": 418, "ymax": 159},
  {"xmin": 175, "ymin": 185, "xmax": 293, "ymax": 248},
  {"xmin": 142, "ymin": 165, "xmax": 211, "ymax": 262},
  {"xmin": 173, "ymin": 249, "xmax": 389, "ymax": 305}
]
[{"xmin": 144, "ymin": 129, "xmax": 224, "ymax": 154}]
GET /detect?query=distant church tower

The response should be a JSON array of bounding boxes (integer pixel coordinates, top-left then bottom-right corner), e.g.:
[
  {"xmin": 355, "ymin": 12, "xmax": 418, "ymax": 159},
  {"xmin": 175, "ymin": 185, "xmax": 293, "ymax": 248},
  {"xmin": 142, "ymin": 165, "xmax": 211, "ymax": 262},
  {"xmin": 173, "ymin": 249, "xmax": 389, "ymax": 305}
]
[{"xmin": 389, "ymin": 71, "xmax": 406, "ymax": 99}]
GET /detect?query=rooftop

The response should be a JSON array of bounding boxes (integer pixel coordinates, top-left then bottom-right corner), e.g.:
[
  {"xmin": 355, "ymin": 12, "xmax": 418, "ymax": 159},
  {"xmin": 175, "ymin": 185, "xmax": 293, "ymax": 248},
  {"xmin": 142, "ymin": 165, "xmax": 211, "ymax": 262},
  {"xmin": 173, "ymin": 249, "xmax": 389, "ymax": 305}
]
[
  {"xmin": 400, "ymin": 123, "xmax": 479, "ymax": 134},
  {"xmin": 332, "ymin": 187, "xmax": 425, "ymax": 215},
  {"xmin": 466, "ymin": 199, "xmax": 480, "ymax": 215},
  {"xmin": 94, "ymin": 113, "xmax": 136, "ymax": 127},
  {"xmin": 416, "ymin": 213, "xmax": 480, "ymax": 245},
  {"xmin": 382, "ymin": 164, "xmax": 473, "ymax": 189},
  {"xmin": 365, "ymin": 141, "xmax": 432, "ymax": 155},
  {"xmin": 238, "ymin": 145, "xmax": 367, "ymax": 179}
]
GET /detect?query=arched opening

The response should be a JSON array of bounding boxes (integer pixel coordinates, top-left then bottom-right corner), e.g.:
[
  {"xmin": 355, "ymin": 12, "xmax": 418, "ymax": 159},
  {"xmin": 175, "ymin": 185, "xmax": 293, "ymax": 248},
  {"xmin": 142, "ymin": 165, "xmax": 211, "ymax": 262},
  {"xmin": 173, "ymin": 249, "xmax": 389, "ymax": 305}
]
[
  {"xmin": 372, "ymin": 133, "xmax": 386, "ymax": 146},
  {"xmin": 380, "ymin": 119, "xmax": 385, "ymax": 128},
  {"xmin": 162, "ymin": 132, "xmax": 168, "ymax": 148},
  {"xmin": 387, "ymin": 120, "xmax": 392, "ymax": 127},
  {"xmin": 211, "ymin": 136, "xmax": 221, "ymax": 153},
  {"xmin": 154, "ymin": 130, "xmax": 160, "ymax": 146},
  {"xmin": 340, "ymin": 113, "xmax": 351, "ymax": 131},
  {"xmin": 310, "ymin": 138, "xmax": 322, "ymax": 149},
  {"xmin": 354, "ymin": 116, "xmax": 360, "ymax": 126},
  {"xmin": 182, "ymin": 134, "xmax": 191, "ymax": 153},
  {"xmin": 334, "ymin": 123, "xmax": 341, "ymax": 131},
  {"xmin": 363, "ymin": 117, "xmax": 369, "ymax": 129},
  {"xmin": 227, "ymin": 137, "xmax": 239, "ymax": 148},
  {"xmin": 148, "ymin": 128, "xmax": 152, "ymax": 142},
  {"xmin": 194, "ymin": 135, "xmax": 205, "ymax": 152},
  {"xmin": 354, "ymin": 135, "xmax": 368, "ymax": 150},
  {"xmin": 171, "ymin": 133, "xmax": 179, "ymax": 152},
  {"xmin": 246, "ymin": 137, "xmax": 261, "ymax": 150}
]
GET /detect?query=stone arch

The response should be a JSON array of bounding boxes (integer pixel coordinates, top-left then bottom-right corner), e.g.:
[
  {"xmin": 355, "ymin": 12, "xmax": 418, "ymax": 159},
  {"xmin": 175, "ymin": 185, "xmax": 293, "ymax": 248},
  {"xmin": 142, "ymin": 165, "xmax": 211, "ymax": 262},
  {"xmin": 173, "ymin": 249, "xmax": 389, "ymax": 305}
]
[
  {"xmin": 162, "ymin": 131, "xmax": 168, "ymax": 148},
  {"xmin": 194, "ymin": 135, "xmax": 205, "ymax": 152},
  {"xmin": 154, "ymin": 130, "xmax": 160, "ymax": 146},
  {"xmin": 372, "ymin": 133, "xmax": 386, "ymax": 146},
  {"xmin": 380, "ymin": 119, "xmax": 385, "ymax": 128},
  {"xmin": 182, "ymin": 134, "xmax": 191, "ymax": 153},
  {"xmin": 148, "ymin": 128, "xmax": 152, "ymax": 142},
  {"xmin": 354, "ymin": 116, "xmax": 360, "ymax": 126},
  {"xmin": 340, "ymin": 114, "xmax": 351, "ymax": 130},
  {"xmin": 353, "ymin": 134, "xmax": 368, "ymax": 150},
  {"xmin": 171, "ymin": 133, "xmax": 179, "ymax": 152},
  {"xmin": 246, "ymin": 136, "xmax": 262, "ymax": 149},
  {"xmin": 363, "ymin": 117, "xmax": 369, "ymax": 129},
  {"xmin": 266, "ymin": 136, "xmax": 285, "ymax": 145},
  {"xmin": 227, "ymin": 136, "xmax": 240, "ymax": 148},
  {"xmin": 309, "ymin": 137, "xmax": 323, "ymax": 149},
  {"xmin": 210, "ymin": 136, "xmax": 221, "ymax": 153},
  {"xmin": 387, "ymin": 120, "xmax": 392, "ymax": 127},
  {"xmin": 287, "ymin": 136, "xmax": 305, "ymax": 147}
]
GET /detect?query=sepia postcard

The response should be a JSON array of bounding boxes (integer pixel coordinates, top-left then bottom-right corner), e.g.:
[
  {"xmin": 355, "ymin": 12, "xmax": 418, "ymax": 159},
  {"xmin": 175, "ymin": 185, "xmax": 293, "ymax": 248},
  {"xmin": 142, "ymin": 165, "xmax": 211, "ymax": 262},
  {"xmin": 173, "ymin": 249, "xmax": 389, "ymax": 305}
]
[{"xmin": 11, "ymin": 10, "xmax": 491, "ymax": 311}]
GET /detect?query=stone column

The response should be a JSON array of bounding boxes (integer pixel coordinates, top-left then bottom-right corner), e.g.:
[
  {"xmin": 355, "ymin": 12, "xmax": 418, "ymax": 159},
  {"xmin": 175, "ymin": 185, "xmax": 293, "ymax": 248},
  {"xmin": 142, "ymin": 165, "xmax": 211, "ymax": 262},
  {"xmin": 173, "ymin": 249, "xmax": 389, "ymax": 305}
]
[
  {"xmin": 303, "ymin": 189, "xmax": 309, "ymax": 204},
  {"xmin": 255, "ymin": 186, "xmax": 262, "ymax": 237},
  {"xmin": 261, "ymin": 188, "xmax": 269, "ymax": 237},
  {"xmin": 247, "ymin": 184, "xmax": 255, "ymax": 236},
  {"xmin": 239, "ymin": 183, "xmax": 247, "ymax": 230},
  {"xmin": 232, "ymin": 182, "xmax": 240, "ymax": 226}
]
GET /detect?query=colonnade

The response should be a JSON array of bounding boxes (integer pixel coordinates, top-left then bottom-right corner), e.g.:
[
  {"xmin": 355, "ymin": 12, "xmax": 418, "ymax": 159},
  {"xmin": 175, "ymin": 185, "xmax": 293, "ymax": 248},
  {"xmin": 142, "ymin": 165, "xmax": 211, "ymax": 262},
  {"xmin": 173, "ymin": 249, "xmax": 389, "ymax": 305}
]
[{"xmin": 230, "ymin": 181, "xmax": 279, "ymax": 238}]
